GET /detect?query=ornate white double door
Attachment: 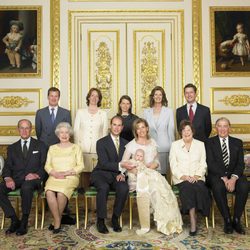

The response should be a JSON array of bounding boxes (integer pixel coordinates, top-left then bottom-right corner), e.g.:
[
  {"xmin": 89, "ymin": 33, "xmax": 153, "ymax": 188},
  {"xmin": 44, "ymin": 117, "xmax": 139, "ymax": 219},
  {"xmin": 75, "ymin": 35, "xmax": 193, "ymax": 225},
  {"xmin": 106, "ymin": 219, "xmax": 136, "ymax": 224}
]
[{"xmin": 70, "ymin": 11, "xmax": 183, "ymax": 117}]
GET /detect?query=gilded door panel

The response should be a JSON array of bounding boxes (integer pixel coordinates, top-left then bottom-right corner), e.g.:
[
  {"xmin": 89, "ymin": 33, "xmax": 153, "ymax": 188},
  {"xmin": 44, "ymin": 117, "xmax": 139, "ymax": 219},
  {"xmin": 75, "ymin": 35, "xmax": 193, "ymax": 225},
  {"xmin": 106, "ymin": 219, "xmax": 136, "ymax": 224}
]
[{"xmin": 127, "ymin": 23, "xmax": 172, "ymax": 115}]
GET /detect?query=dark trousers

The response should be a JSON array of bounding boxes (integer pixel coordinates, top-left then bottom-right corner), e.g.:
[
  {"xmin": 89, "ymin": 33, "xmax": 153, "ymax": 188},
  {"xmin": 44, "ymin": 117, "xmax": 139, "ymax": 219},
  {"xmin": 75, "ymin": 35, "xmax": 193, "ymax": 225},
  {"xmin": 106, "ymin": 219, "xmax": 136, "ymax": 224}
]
[
  {"xmin": 0, "ymin": 179, "xmax": 41, "ymax": 218},
  {"xmin": 91, "ymin": 170, "xmax": 129, "ymax": 219},
  {"xmin": 208, "ymin": 175, "xmax": 248, "ymax": 219}
]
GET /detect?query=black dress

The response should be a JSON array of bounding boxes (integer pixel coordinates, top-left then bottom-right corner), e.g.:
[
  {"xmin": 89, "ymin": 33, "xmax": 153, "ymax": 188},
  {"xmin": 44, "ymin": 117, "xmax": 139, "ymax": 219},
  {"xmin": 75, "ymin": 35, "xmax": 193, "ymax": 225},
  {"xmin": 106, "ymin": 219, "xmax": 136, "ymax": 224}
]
[{"xmin": 119, "ymin": 113, "xmax": 138, "ymax": 142}]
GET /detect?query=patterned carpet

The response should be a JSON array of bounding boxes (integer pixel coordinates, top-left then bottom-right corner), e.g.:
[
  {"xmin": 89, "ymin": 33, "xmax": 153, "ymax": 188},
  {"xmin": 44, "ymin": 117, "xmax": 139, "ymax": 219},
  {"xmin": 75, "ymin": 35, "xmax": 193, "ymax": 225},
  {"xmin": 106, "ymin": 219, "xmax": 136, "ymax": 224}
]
[{"xmin": 0, "ymin": 198, "xmax": 249, "ymax": 250}]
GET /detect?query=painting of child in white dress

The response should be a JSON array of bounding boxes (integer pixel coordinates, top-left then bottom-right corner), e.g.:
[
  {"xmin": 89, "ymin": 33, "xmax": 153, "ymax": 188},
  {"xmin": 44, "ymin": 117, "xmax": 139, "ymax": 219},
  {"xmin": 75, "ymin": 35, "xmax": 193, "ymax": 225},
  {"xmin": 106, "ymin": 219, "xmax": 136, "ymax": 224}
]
[
  {"xmin": 0, "ymin": 8, "xmax": 41, "ymax": 77},
  {"xmin": 212, "ymin": 9, "xmax": 250, "ymax": 75}
]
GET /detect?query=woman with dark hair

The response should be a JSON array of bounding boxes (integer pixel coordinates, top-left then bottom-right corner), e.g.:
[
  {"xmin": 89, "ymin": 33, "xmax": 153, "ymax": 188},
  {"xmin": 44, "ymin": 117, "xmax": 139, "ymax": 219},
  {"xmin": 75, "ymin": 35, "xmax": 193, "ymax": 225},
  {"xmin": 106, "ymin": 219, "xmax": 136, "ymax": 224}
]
[
  {"xmin": 144, "ymin": 86, "xmax": 175, "ymax": 176},
  {"xmin": 74, "ymin": 88, "xmax": 108, "ymax": 188},
  {"xmin": 117, "ymin": 95, "xmax": 138, "ymax": 141},
  {"xmin": 121, "ymin": 118, "xmax": 182, "ymax": 235},
  {"xmin": 169, "ymin": 120, "xmax": 211, "ymax": 236}
]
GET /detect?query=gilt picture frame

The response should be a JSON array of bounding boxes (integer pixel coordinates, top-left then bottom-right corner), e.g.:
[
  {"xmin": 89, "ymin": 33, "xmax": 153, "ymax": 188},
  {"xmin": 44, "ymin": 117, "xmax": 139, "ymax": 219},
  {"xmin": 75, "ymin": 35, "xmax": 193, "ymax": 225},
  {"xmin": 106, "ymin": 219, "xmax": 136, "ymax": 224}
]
[
  {"xmin": 0, "ymin": 6, "xmax": 41, "ymax": 78},
  {"xmin": 211, "ymin": 7, "xmax": 250, "ymax": 77}
]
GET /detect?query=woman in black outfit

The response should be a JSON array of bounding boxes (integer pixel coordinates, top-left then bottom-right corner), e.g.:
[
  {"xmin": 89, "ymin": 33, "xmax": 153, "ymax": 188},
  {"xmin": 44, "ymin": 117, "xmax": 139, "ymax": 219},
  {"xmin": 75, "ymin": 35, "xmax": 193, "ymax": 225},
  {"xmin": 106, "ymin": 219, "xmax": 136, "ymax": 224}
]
[{"xmin": 117, "ymin": 95, "xmax": 138, "ymax": 142}]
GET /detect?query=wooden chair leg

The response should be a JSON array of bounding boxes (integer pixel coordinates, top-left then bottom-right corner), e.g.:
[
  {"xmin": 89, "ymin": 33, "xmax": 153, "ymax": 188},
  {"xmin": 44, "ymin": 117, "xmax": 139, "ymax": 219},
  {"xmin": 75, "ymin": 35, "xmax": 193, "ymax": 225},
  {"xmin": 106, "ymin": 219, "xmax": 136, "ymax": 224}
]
[
  {"xmin": 41, "ymin": 198, "xmax": 45, "ymax": 230},
  {"xmin": 16, "ymin": 197, "xmax": 20, "ymax": 219},
  {"xmin": 129, "ymin": 196, "xmax": 133, "ymax": 229},
  {"xmin": 1, "ymin": 212, "xmax": 5, "ymax": 229},
  {"xmin": 205, "ymin": 216, "xmax": 209, "ymax": 229},
  {"xmin": 119, "ymin": 214, "xmax": 122, "ymax": 228},
  {"xmin": 35, "ymin": 195, "xmax": 38, "ymax": 230},
  {"xmin": 212, "ymin": 199, "xmax": 215, "ymax": 228},
  {"xmin": 244, "ymin": 206, "xmax": 248, "ymax": 228},
  {"xmin": 84, "ymin": 196, "xmax": 88, "ymax": 229},
  {"xmin": 75, "ymin": 196, "xmax": 79, "ymax": 229}
]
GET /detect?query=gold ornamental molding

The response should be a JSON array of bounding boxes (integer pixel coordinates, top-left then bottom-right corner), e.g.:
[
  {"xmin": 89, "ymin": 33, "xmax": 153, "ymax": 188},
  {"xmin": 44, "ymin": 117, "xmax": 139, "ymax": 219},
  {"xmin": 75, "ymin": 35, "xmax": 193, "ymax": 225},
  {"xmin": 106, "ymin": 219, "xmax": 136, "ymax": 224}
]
[
  {"xmin": 0, "ymin": 96, "xmax": 34, "ymax": 108},
  {"xmin": 0, "ymin": 145, "xmax": 8, "ymax": 159},
  {"xmin": 211, "ymin": 87, "xmax": 250, "ymax": 114},
  {"xmin": 211, "ymin": 124, "xmax": 250, "ymax": 136},
  {"xmin": 192, "ymin": 0, "xmax": 202, "ymax": 103},
  {"xmin": 69, "ymin": 0, "xmax": 183, "ymax": 1},
  {"xmin": 0, "ymin": 126, "xmax": 36, "ymax": 136},
  {"xmin": 51, "ymin": 0, "xmax": 60, "ymax": 88},
  {"xmin": 219, "ymin": 95, "xmax": 250, "ymax": 107}
]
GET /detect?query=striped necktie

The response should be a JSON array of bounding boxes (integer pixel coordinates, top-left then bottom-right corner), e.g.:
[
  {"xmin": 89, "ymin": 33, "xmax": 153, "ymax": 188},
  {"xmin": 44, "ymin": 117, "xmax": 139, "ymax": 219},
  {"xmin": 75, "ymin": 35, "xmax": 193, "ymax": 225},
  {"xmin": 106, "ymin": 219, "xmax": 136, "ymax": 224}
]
[{"xmin": 222, "ymin": 138, "xmax": 229, "ymax": 168}]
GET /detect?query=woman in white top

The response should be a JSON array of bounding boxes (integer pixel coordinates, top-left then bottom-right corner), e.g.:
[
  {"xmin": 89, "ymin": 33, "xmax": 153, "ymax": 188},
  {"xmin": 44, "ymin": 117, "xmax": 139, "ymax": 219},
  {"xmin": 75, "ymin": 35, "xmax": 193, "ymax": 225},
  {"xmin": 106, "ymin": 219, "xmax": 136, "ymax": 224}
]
[
  {"xmin": 74, "ymin": 88, "xmax": 108, "ymax": 188},
  {"xmin": 122, "ymin": 118, "xmax": 182, "ymax": 235},
  {"xmin": 170, "ymin": 120, "xmax": 211, "ymax": 236},
  {"xmin": 144, "ymin": 86, "xmax": 175, "ymax": 176}
]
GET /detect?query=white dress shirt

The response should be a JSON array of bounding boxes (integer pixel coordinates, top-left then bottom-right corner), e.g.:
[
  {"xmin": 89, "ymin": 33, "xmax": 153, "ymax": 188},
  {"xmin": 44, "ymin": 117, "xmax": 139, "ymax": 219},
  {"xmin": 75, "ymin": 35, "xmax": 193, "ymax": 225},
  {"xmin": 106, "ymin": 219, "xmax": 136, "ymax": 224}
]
[{"xmin": 21, "ymin": 137, "xmax": 31, "ymax": 151}]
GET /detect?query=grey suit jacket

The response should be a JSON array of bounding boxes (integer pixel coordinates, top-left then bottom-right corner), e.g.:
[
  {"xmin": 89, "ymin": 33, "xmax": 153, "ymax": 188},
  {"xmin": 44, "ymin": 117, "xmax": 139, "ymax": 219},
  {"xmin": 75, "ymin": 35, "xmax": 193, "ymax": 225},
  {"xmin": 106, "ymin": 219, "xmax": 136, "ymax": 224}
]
[{"xmin": 35, "ymin": 106, "xmax": 71, "ymax": 147}]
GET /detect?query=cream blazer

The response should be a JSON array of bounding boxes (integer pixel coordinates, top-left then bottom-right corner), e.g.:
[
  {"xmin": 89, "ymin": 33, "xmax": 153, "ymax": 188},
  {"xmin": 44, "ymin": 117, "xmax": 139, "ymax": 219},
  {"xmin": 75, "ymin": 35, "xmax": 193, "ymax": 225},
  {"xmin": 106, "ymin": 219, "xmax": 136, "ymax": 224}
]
[
  {"xmin": 169, "ymin": 139, "xmax": 207, "ymax": 185},
  {"xmin": 74, "ymin": 108, "xmax": 108, "ymax": 153}
]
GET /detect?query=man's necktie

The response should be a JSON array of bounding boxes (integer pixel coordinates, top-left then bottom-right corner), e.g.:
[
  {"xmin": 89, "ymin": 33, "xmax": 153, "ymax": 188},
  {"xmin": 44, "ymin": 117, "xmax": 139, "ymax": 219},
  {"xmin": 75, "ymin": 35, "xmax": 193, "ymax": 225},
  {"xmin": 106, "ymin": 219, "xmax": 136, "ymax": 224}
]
[
  {"xmin": 23, "ymin": 140, "xmax": 28, "ymax": 159},
  {"xmin": 189, "ymin": 105, "xmax": 194, "ymax": 123},
  {"xmin": 115, "ymin": 137, "xmax": 119, "ymax": 154},
  {"xmin": 222, "ymin": 138, "xmax": 229, "ymax": 168},
  {"xmin": 51, "ymin": 108, "xmax": 55, "ymax": 124}
]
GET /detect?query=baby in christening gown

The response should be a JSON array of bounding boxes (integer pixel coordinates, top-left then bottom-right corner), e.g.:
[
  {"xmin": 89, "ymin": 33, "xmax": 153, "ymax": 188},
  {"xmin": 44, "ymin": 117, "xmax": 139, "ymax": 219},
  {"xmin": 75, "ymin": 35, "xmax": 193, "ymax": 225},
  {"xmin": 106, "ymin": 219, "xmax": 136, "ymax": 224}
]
[
  {"xmin": 126, "ymin": 149, "xmax": 146, "ymax": 192},
  {"xmin": 124, "ymin": 148, "xmax": 183, "ymax": 235}
]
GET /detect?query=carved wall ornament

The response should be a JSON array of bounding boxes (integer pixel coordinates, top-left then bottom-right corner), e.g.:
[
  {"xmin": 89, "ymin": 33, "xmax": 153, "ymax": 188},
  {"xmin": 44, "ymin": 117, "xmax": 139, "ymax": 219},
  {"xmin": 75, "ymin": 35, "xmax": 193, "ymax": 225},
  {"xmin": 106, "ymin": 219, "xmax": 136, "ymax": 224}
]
[
  {"xmin": 141, "ymin": 41, "xmax": 158, "ymax": 107},
  {"xmin": 219, "ymin": 95, "xmax": 250, "ymax": 107},
  {"xmin": 95, "ymin": 42, "xmax": 112, "ymax": 109},
  {"xmin": 0, "ymin": 96, "xmax": 34, "ymax": 108}
]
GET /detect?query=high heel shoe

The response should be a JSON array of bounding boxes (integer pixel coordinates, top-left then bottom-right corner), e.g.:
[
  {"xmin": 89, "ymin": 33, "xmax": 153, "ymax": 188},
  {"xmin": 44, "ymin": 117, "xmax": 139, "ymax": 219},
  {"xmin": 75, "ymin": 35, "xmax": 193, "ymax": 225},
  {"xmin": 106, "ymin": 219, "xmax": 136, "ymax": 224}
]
[{"xmin": 189, "ymin": 230, "xmax": 197, "ymax": 236}]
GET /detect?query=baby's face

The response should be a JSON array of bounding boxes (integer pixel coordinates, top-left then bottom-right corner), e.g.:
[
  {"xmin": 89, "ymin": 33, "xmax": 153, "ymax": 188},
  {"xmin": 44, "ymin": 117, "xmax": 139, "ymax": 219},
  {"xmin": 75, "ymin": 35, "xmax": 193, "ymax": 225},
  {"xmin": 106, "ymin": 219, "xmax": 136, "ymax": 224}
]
[{"xmin": 135, "ymin": 151, "xmax": 144, "ymax": 161}]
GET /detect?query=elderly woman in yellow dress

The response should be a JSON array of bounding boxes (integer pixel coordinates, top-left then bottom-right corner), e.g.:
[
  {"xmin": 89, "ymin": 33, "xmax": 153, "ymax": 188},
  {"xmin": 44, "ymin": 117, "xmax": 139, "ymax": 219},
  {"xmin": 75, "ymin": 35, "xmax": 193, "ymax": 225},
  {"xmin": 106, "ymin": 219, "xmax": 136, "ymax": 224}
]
[{"xmin": 44, "ymin": 122, "xmax": 84, "ymax": 234}]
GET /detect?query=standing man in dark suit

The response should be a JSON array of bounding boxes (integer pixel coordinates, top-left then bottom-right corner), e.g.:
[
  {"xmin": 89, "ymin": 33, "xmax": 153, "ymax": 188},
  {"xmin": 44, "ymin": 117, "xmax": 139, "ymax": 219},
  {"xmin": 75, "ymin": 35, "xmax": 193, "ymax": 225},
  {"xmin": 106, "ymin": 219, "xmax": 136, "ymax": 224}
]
[
  {"xmin": 35, "ymin": 87, "xmax": 74, "ymax": 225},
  {"xmin": 206, "ymin": 117, "xmax": 248, "ymax": 234},
  {"xmin": 0, "ymin": 119, "xmax": 47, "ymax": 235},
  {"xmin": 176, "ymin": 83, "xmax": 212, "ymax": 142},
  {"xmin": 91, "ymin": 115, "xmax": 129, "ymax": 234},
  {"xmin": 35, "ymin": 87, "xmax": 71, "ymax": 148}
]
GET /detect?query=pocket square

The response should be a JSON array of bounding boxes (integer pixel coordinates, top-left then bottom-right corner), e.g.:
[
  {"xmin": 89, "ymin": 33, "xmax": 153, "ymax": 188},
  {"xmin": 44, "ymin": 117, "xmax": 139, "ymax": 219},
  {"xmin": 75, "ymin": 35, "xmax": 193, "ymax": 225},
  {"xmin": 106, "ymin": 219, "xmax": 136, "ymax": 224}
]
[{"xmin": 32, "ymin": 151, "xmax": 39, "ymax": 154}]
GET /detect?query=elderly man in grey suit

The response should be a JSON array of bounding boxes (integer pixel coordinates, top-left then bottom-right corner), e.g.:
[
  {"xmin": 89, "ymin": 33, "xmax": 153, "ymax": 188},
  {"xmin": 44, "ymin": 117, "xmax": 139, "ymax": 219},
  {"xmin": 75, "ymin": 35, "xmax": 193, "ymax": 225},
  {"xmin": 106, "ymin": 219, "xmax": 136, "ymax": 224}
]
[
  {"xmin": 35, "ymin": 87, "xmax": 71, "ymax": 148},
  {"xmin": 35, "ymin": 87, "xmax": 74, "ymax": 225}
]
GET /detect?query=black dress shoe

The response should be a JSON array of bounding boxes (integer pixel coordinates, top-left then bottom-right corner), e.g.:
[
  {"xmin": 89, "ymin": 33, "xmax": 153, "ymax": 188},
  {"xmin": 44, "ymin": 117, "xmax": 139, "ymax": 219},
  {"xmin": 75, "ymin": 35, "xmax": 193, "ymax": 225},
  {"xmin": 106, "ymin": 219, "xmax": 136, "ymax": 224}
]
[
  {"xmin": 48, "ymin": 224, "xmax": 54, "ymax": 231},
  {"xmin": 233, "ymin": 219, "xmax": 245, "ymax": 235},
  {"xmin": 16, "ymin": 225, "xmax": 27, "ymax": 236},
  {"xmin": 224, "ymin": 218, "xmax": 233, "ymax": 234},
  {"xmin": 97, "ymin": 218, "xmax": 109, "ymax": 234},
  {"xmin": 53, "ymin": 227, "xmax": 61, "ymax": 234},
  {"xmin": 111, "ymin": 215, "xmax": 122, "ymax": 233},
  {"xmin": 61, "ymin": 214, "xmax": 75, "ymax": 225},
  {"xmin": 189, "ymin": 230, "xmax": 197, "ymax": 236},
  {"xmin": 5, "ymin": 220, "xmax": 20, "ymax": 234}
]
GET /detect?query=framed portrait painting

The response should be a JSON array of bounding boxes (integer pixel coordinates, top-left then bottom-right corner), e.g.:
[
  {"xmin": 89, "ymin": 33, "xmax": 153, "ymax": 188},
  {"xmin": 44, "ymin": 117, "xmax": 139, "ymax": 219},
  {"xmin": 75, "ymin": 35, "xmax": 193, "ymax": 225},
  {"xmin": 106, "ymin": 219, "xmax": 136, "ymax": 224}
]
[
  {"xmin": 211, "ymin": 7, "xmax": 250, "ymax": 76},
  {"xmin": 0, "ymin": 6, "xmax": 41, "ymax": 78}
]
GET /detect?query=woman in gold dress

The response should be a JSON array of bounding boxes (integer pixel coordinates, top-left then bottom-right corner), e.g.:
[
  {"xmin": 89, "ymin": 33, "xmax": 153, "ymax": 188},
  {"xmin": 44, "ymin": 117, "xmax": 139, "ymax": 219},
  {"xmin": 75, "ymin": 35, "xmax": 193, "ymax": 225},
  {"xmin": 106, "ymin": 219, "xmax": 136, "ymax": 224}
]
[{"xmin": 44, "ymin": 122, "xmax": 84, "ymax": 233}]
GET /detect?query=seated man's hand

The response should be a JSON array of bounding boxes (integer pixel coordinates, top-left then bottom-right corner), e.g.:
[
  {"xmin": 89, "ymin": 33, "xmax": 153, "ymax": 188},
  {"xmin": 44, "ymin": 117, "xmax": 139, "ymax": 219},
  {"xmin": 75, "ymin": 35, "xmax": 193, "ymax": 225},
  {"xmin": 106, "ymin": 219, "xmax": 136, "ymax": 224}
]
[
  {"xmin": 121, "ymin": 161, "xmax": 136, "ymax": 170},
  {"xmin": 221, "ymin": 176, "xmax": 229, "ymax": 186},
  {"xmin": 116, "ymin": 174, "xmax": 125, "ymax": 182},
  {"xmin": 5, "ymin": 177, "xmax": 15, "ymax": 190},
  {"xmin": 226, "ymin": 177, "xmax": 237, "ymax": 192},
  {"xmin": 25, "ymin": 173, "xmax": 40, "ymax": 180}
]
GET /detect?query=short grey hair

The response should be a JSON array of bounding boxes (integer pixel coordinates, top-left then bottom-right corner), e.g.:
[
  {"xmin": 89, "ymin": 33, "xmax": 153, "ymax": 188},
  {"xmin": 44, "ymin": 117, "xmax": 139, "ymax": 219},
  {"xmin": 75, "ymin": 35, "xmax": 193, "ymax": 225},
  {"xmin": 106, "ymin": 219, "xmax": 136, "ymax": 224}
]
[
  {"xmin": 55, "ymin": 122, "xmax": 73, "ymax": 137},
  {"xmin": 215, "ymin": 117, "xmax": 231, "ymax": 127}
]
